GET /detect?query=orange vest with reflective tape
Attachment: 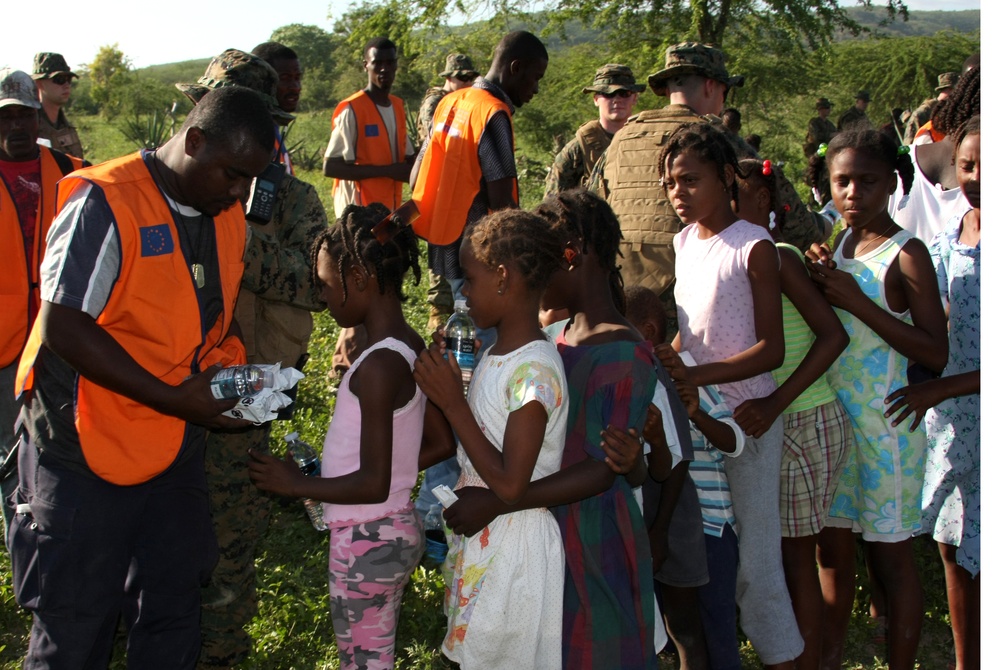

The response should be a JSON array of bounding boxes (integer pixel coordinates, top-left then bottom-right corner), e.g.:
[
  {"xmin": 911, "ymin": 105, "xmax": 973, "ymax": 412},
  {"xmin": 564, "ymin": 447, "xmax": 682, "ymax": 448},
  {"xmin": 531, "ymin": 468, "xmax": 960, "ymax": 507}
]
[
  {"xmin": 915, "ymin": 120, "xmax": 945, "ymax": 143},
  {"xmin": 16, "ymin": 152, "xmax": 247, "ymax": 485},
  {"xmin": 331, "ymin": 91, "xmax": 407, "ymax": 210},
  {"xmin": 0, "ymin": 147, "xmax": 84, "ymax": 367},
  {"xmin": 411, "ymin": 87, "xmax": 516, "ymax": 245}
]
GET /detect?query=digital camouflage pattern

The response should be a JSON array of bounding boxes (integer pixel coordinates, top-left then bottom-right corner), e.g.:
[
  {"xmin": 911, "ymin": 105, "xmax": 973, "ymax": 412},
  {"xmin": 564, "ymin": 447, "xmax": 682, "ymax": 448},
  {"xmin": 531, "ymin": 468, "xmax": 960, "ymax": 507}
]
[
  {"xmin": 544, "ymin": 121, "xmax": 612, "ymax": 197},
  {"xmin": 175, "ymin": 49, "xmax": 293, "ymax": 123},
  {"xmin": 837, "ymin": 105, "xmax": 872, "ymax": 132},
  {"xmin": 582, "ymin": 63, "xmax": 645, "ymax": 94},
  {"xmin": 903, "ymin": 98, "xmax": 936, "ymax": 145},
  {"xmin": 803, "ymin": 115, "xmax": 837, "ymax": 157},
  {"xmin": 647, "ymin": 42, "xmax": 744, "ymax": 96},
  {"xmin": 200, "ymin": 174, "xmax": 327, "ymax": 668},
  {"xmin": 31, "ymin": 53, "xmax": 77, "ymax": 79},
  {"xmin": 418, "ymin": 86, "xmax": 448, "ymax": 145},
  {"xmin": 591, "ymin": 105, "xmax": 824, "ymax": 337},
  {"xmin": 438, "ymin": 53, "xmax": 477, "ymax": 78}
]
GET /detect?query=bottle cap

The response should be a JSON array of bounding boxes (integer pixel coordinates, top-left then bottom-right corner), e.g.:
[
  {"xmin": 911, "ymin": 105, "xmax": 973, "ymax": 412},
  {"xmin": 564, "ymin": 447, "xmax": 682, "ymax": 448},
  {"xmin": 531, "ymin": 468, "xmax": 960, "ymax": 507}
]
[
  {"xmin": 453, "ymin": 297, "xmax": 468, "ymax": 310},
  {"xmin": 284, "ymin": 432, "xmax": 299, "ymax": 442},
  {"xmin": 260, "ymin": 368, "xmax": 275, "ymax": 388}
]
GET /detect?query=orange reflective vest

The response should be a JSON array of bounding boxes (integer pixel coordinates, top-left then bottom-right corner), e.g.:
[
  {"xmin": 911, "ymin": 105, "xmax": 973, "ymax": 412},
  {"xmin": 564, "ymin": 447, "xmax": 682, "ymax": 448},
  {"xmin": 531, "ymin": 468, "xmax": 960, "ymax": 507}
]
[
  {"xmin": 0, "ymin": 147, "xmax": 84, "ymax": 368},
  {"xmin": 16, "ymin": 153, "xmax": 247, "ymax": 485},
  {"xmin": 411, "ymin": 87, "xmax": 516, "ymax": 246},
  {"xmin": 915, "ymin": 120, "xmax": 945, "ymax": 144},
  {"xmin": 330, "ymin": 91, "xmax": 407, "ymax": 210}
]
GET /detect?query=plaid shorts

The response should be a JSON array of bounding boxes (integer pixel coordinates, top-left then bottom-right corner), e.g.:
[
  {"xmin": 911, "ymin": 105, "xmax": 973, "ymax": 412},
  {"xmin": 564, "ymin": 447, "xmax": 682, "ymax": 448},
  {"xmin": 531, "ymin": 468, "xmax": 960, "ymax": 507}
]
[{"xmin": 779, "ymin": 400, "xmax": 852, "ymax": 537}]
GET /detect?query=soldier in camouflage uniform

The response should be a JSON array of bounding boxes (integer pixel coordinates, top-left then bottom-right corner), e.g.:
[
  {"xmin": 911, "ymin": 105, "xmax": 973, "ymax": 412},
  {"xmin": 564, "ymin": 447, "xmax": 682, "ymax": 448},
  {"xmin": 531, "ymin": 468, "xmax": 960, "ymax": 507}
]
[
  {"xmin": 416, "ymin": 53, "xmax": 479, "ymax": 328},
  {"xmin": 591, "ymin": 43, "xmax": 826, "ymax": 339},
  {"xmin": 903, "ymin": 71, "xmax": 957, "ymax": 145},
  {"xmin": 544, "ymin": 64, "xmax": 644, "ymax": 197},
  {"xmin": 837, "ymin": 90, "xmax": 872, "ymax": 132},
  {"xmin": 177, "ymin": 51, "xmax": 329, "ymax": 669},
  {"xmin": 31, "ymin": 53, "xmax": 84, "ymax": 160},
  {"xmin": 417, "ymin": 53, "xmax": 478, "ymax": 144},
  {"xmin": 803, "ymin": 97, "xmax": 837, "ymax": 157}
]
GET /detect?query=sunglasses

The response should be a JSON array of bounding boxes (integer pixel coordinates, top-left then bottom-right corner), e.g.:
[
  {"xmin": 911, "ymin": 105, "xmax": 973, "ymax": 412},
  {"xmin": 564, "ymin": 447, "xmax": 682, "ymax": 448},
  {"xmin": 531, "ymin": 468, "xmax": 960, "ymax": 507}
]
[
  {"xmin": 50, "ymin": 74, "xmax": 72, "ymax": 86},
  {"xmin": 598, "ymin": 90, "xmax": 634, "ymax": 99}
]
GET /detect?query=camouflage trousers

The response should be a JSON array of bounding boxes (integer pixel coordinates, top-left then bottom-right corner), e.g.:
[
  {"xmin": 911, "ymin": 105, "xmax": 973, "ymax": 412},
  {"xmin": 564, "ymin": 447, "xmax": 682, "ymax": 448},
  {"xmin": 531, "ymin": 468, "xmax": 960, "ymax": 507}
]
[
  {"xmin": 329, "ymin": 507, "xmax": 424, "ymax": 670},
  {"xmin": 198, "ymin": 424, "xmax": 274, "ymax": 668}
]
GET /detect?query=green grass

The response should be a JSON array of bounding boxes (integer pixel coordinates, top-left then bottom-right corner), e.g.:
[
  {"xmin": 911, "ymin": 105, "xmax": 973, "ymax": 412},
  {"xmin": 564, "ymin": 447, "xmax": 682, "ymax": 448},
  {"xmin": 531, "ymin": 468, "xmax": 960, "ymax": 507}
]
[{"xmin": 0, "ymin": 115, "xmax": 957, "ymax": 669}]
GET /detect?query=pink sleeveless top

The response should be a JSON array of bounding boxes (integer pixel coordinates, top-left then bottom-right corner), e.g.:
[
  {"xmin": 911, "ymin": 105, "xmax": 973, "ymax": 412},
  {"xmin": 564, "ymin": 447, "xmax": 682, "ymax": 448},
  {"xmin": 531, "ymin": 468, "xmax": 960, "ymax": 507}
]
[
  {"xmin": 674, "ymin": 219, "xmax": 779, "ymax": 409},
  {"xmin": 321, "ymin": 337, "xmax": 426, "ymax": 526}
]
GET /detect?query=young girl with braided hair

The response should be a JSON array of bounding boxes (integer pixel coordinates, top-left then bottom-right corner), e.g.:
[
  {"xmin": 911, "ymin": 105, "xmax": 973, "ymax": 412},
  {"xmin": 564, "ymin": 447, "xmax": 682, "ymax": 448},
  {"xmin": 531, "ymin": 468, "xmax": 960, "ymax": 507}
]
[
  {"xmin": 735, "ymin": 157, "xmax": 852, "ymax": 670},
  {"xmin": 656, "ymin": 122, "xmax": 803, "ymax": 670},
  {"xmin": 413, "ymin": 208, "xmax": 570, "ymax": 669},
  {"xmin": 806, "ymin": 129, "xmax": 948, "ymax": 669},
  {"xmin": 439, "ymin": 189, "xmax": 662, "ymax": 668},
  {"xmin": 249, "ymin": 202, "xmax": 432, "ymax": 670},
  {"xmin": 884, "ymin": 116, "xmax": 980, "ymax": 670}
]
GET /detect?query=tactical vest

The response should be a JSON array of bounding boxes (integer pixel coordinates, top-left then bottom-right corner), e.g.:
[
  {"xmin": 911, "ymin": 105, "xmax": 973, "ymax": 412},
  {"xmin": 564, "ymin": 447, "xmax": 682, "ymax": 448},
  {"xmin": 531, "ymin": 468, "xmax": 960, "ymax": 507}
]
[
  {"xmin": 0, "ymin": 147, "xmax": 84, "ymax": 367},
  {"xmin": 575, "ymin": 120, "xmax": 611, "ymax": 184},
  {"xmin": 601, "ymin": 106, "xmax": 707, "ymax": 247},
  {"xmin": 331, "ymin": 91, "xmax": 408, "ymax": 210},
  {"xmin": 17, "ymin": 153, "xmax": 247, "ymax": 485},
  {"xmin": 412, "ymin": 87, "xmax": 515, "ymax": 246}
]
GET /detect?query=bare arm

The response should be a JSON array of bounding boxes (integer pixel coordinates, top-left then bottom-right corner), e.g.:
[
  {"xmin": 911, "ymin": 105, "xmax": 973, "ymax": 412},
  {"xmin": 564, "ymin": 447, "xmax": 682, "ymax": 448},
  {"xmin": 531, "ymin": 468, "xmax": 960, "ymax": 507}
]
[
  {"xmin": 808, "ymin": 239, "xmax": 947, "ymax": 372},
  {"xmin": 664, "ymin": 241, "xmax": 785, "ymax": 387},
  {"xmin": 249, "ymin": 349, "xmax": 411, "ymax": 504},
  {"xmin": 884, "ymin": 370, "xmax": 979, "ymax": 432},
  {"xmin": 734, "ymin": 247, "xmax": 848, "ymax": 437},
  {"xmin": 323, "ymin": 156, "xmax": 412, "ymax": 183},
  {"xmin": 40, "ymin": 301, "xmax": 246, "ymax": 429}
]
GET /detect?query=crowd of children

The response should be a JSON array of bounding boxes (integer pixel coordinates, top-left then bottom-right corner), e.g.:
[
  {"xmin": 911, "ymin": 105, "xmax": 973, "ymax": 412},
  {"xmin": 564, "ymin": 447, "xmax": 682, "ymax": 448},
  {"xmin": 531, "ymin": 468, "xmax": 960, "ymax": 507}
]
[{"xmin": 253, "ymin": 106, "xmax": 980, "ymax": 670}]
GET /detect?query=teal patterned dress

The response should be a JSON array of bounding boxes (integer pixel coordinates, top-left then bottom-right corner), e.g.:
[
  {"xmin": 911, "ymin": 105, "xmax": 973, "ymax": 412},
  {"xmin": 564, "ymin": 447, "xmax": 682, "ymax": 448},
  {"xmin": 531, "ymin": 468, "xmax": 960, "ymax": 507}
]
[{"xmin": 826, "ymin": 229, "xmax": 927, "ymax": 540}]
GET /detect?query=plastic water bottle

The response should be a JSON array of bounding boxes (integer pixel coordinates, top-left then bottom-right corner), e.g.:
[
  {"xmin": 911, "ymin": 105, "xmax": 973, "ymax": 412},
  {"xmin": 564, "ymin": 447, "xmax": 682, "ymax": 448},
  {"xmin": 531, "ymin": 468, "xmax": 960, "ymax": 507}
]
[
  {"xmin": 444, "ymin": 298, "xmax": 476, "ymax": 396},
  {"xmin": 424, "ymin": 503, "xmax": 448, "ymax": 564},
  {"xmin": 283, "ymin": 432, "xmax": 327, "ymax": 532},
  {"xmin": 210, "ymin": 365, "xmax": 274, "ymax": 400}
]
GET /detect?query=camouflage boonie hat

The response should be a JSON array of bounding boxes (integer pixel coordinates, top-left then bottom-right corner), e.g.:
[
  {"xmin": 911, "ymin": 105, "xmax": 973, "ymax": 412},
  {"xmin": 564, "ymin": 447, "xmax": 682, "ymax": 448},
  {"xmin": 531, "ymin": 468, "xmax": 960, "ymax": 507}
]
[
  {"xmin": 648, "ymin": 42, "xmax": 744, "ymax": 96},
  {"xmin": 176, "ymin": 49, "xmax": 293, "ymax": 122},
  {"xmin": 439, "ymin": 53, "xmax": 478, "ymax": 79},
  {"xmin": 582, "ymin": 64, "xmax": 645, "ymax": 94},
  {"xmin": 816, "ymin": 97, "xmax": 832, "ymax": 110},
  {"xmin": 935, "ymin": 71, "xmax": 959, "ymax": 92},
  {"xmin": 855, "ymin": 90, "xmax": 871, "ymax": 102},
  {"xmin": 31, "ymin": 53, "xmax": 78, "ymax": 80},
  {"xmin": 0, "ymin": 69, "xmax": 42, "ymax": 110}
]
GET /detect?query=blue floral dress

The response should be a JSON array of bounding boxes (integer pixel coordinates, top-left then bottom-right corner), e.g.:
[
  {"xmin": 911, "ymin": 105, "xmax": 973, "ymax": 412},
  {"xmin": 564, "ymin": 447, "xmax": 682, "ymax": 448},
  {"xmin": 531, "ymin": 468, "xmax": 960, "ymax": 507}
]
[
  {"xmin": 826, "ymin": 230, "xmax": 927, "ymax": 541},
  {"xmin": 922, "ymin": 212, "xmax": 980, "ymax": 576}
]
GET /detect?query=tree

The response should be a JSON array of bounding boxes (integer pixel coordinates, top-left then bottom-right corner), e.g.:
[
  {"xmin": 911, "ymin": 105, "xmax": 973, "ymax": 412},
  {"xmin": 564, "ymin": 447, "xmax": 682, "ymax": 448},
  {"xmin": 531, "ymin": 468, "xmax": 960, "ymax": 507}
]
[{"xmin": 89, "ymin": 44, "xmax": 134, "ymax": 117}]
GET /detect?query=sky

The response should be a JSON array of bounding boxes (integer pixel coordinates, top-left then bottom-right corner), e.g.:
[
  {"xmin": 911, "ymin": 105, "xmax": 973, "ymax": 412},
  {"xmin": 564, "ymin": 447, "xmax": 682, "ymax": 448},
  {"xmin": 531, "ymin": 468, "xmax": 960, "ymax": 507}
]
[{"xmin": 1, "ymin": 0, "xmax": 983, "ymax": 73}]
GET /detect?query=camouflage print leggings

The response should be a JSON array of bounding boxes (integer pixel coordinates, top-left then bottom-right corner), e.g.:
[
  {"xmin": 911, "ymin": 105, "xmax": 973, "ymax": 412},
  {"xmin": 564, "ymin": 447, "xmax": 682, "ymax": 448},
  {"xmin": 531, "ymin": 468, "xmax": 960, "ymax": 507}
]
[{"xmin": 328, "ymin": 506, "xmax": 424, "ymax": 670}]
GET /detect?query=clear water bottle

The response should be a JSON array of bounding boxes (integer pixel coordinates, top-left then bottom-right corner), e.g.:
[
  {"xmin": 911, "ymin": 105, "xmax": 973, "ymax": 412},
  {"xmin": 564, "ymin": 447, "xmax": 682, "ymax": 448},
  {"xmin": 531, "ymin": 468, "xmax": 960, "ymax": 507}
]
[
  {"xmin": 424, "ymin": 503, "xmax": 448, "ymax": 564},
  {"xmin": 283, "ymin": 432, "xmax": 327, "ymax": 532},
  {"xmin": 444, "ymin": 298, "xmax": 476, "ymax": 397},
  {"xmin": 210, "ymin": 364, "xmax": 274, "ymax": 400}
]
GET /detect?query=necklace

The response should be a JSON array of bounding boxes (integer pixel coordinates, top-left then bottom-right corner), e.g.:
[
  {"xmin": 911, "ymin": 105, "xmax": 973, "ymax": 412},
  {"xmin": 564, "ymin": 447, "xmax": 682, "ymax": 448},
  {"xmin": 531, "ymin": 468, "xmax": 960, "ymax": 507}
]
[
  {"xmin": 854, "ymin": 219, "xmax": 896, "ymax": 257},
  {"xmin": 148, "ymin": 151, "xmax": 207, "ymax": 289}
]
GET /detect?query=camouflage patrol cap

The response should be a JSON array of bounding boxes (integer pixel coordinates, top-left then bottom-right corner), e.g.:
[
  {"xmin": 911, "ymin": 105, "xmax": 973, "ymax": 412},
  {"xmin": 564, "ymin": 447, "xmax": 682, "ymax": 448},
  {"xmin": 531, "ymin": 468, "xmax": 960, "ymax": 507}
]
[
  {"xmin": 0, "ymin": 69, "xmax": 42, "ymax": 110},
  {"xmin": 439, "ymin": 53, "xmax": 478, "ymax": 79},
  {"xmin": 935, "ymin": 71, "xmax": 959, "ymax": 92},
  {"xmin": 855, "ymin": 90, "xmax": 871, "ymax": 102},
  {"xmin": 31, "ymin": 53, "xmax": 78, "ymax": 80},
  {"xmin": 176, "ymin": 49, "xmax": 293, "ymax": 122},
  {"xmin": 582, "ymin": 64, "xmax": 645, "ymax": 94},
  {"xmin": 816, "ymin": 97, "xmax": 832, "ymax": 110},
  {"xmin": 647, "ymin": 42, "xmax": 744, "ymax": 96}
]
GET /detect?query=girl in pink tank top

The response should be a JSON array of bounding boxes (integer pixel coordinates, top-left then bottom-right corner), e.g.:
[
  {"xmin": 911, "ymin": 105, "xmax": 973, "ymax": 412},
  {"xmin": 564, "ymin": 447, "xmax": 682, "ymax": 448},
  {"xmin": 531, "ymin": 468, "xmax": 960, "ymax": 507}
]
[
  {"xmin": 656, "ymin": 123, "xmax": 803, "ymax": 670},
  {"xmin": 249, "ymin": 203, "xmax": 439, "ymax": 670}
]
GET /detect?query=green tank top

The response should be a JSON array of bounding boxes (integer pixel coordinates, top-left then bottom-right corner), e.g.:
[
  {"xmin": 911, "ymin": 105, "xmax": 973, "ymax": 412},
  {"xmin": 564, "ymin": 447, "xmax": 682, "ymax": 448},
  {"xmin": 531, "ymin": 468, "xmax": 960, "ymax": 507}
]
[{"xmin": 774, "ymin": 243, "xmax": 837, "ymax": 413}]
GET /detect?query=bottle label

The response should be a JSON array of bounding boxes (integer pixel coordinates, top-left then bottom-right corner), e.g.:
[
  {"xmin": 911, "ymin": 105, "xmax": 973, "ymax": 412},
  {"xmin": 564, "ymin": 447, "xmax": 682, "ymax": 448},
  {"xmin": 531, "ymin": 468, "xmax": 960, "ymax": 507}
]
[
  {"xmin": 297, "ymin": 457, "xmax": 319, "ymax": 477},
  {"xmin": 445, "ymin": 337, "xmax": 476, "ymax": 371}
]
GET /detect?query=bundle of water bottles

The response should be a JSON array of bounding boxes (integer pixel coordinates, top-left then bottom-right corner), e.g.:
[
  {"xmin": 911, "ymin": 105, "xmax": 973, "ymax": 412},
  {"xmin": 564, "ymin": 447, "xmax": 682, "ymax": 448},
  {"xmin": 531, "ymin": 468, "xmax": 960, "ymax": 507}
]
[{"xmin": 210, "ymin": 363, "xmax": 305, "ymax": 424}]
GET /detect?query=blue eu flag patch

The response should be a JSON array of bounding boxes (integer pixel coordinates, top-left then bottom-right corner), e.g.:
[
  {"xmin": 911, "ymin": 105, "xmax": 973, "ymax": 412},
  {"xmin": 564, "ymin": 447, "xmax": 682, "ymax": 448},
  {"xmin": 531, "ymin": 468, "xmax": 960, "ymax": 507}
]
[
  {"xmin": 140, "ymin": 224, "xmax": 174, "ymax": 257},
  {"xmin": 364, "ymin": 124, "xmax": 380, "ymax": 137}
]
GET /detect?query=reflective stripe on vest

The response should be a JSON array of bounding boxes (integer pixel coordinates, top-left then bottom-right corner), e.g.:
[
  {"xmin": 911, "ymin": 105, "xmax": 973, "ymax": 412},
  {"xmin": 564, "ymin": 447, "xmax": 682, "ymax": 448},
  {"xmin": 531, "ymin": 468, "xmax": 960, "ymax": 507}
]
[
  {"xmin": 330, "ymin": 91, "xmax": 407, "ymax": 210},
  {"xmin": 411, "ymin": 87, "xmax": 515, "ymax": 245},
  {"xmin": 0, "ymin": 147, "xmax": 84, "ymax": 367},
  {"xmin": 16, "ymin": 152, "xmax": 247, "ymax": 485}
]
